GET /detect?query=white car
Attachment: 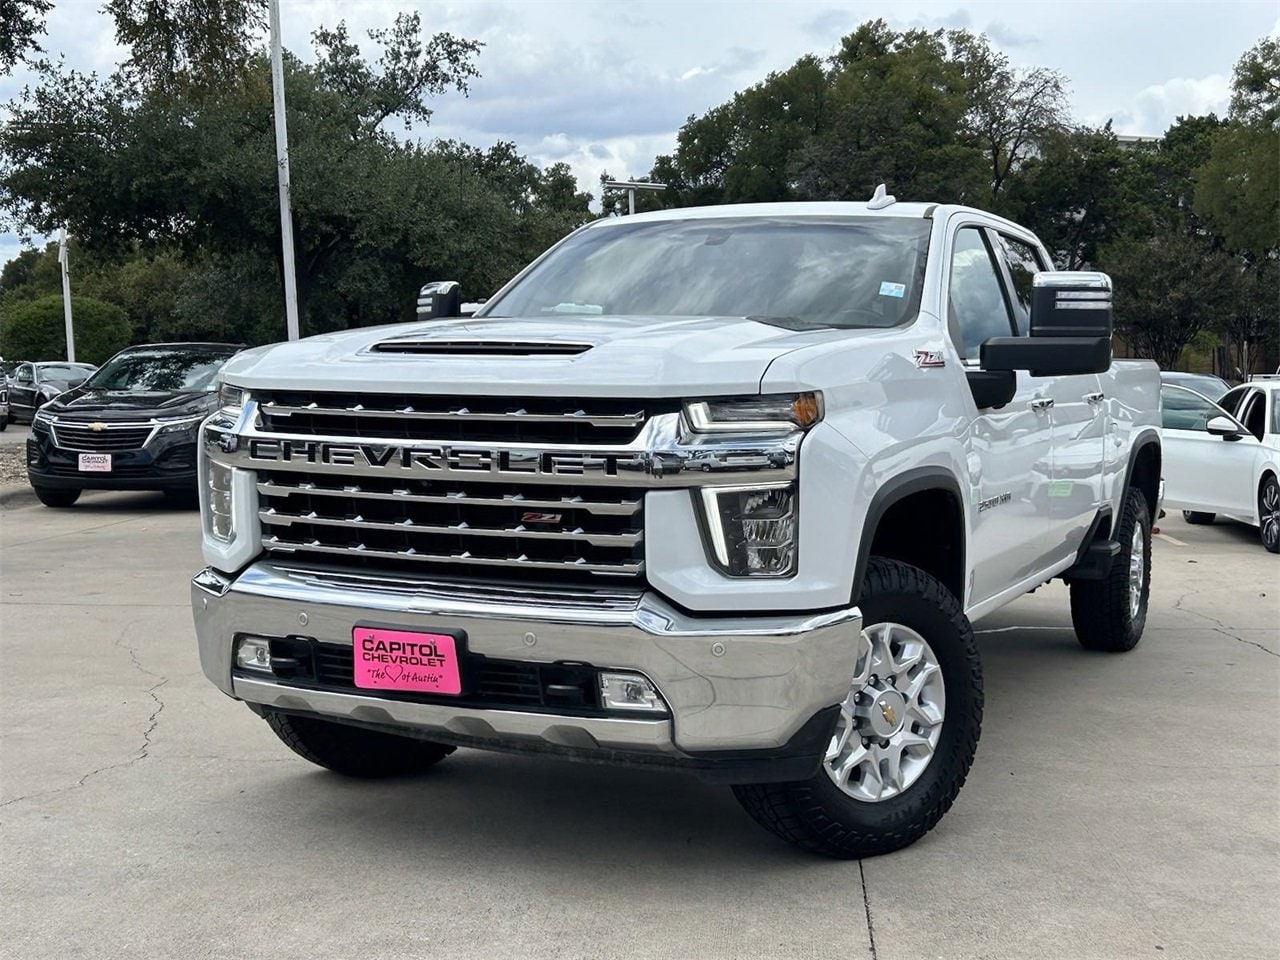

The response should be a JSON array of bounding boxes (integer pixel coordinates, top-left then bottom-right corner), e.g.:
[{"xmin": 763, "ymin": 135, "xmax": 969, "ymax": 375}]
[{"xmin": 1161, "ymin": 380, "xmax": 1280, "ymax": 552}]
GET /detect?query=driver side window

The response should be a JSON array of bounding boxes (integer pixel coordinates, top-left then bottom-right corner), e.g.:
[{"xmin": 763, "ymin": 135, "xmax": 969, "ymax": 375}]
[
  {"xmin": 947, "ymin": 228, "xmax": 1016, "ymax": 361},
  {"xmin": 15, "ymin": 364, "xmax": 33, "ymax": 383}
]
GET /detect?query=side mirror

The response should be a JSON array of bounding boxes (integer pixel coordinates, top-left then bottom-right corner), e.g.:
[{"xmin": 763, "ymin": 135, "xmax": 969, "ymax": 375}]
[
  {"xmin": 981, "ymin": 271, "xmax": 1114, "ymax": 377},
  {"xmin": 1206, "ymin": 415, "xmax": 1245, "ymax": 440},
  {"xmin": 417, "ymin": 281, "xmax": 462, "ymax": 320}
]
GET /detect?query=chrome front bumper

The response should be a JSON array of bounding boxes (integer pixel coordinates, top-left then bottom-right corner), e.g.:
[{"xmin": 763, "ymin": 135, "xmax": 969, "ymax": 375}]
[{"xmin": 192, "ymin": 563, "xmax": 861, "ymax": 777}]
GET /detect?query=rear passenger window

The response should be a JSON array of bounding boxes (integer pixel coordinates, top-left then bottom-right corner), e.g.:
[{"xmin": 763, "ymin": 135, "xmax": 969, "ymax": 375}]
[
  {"xmin": 947, "ymin": 228, "xmax": 1016, "ymax": 361},
  {"xmin": 994, "ymin": 234, "xmax": 1047, "ymax": 335}
]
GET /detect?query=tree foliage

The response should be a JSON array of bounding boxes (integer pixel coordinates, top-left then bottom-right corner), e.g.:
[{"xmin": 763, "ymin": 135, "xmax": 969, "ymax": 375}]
[
  {"xmin": 0, "ymin": 0, "xmax": 51, "ymax": 75},
  {"xmin": 0, "ymin": 11, "xmax": 589, "ymax": 344},
  {"xmin": 0, "ymin": 295, "xmax": 131, "ymax": 364}
]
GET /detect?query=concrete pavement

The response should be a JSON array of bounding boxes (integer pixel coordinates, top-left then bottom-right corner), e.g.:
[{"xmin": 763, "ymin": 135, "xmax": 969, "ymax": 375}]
[{"xmin": 1, "ymin": 491, "xmax": 1276, "ymax": 959}]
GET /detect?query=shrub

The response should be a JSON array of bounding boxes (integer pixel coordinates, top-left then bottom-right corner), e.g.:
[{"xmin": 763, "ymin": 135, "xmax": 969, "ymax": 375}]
[{"xmin": 0, "ymin": 295, "xmax": 132, "ymax": 365}]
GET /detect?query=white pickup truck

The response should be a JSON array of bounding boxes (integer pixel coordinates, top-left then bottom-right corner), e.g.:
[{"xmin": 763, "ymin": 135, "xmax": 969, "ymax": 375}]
[{"xmin": 192, "ymin": 196, "xmax": 1161, "ymax": 858}]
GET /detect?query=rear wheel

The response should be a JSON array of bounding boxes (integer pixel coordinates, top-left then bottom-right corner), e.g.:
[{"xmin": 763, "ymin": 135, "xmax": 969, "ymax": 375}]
[
  {"xmin": 262, "ymin": 710, "xmax": 455, "ymax": 778},
  {"xmin": 1259, "ymin": 475, "xmax": 1280, "ymax": 554},
  {"xmin": 1182, "ymin": 510, "xmax": 1215, "ymax": 525},
  {"xmin": 33, "ymin": 486, "xmax": 81, "ymax": 508},
  {"xmin": 1071, "ymin": 488, "xmax": 1150, "ymax": 652},
  {"xmin": 732, "ymin": 558, "xmax": 983, "ymax": 859}
]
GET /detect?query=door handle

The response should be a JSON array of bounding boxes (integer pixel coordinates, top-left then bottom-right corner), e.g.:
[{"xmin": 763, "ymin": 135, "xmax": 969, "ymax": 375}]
[
  {"xmin": 1030, "ymin": 398, "xmax": 1055, "ymax": 412},
  {"xmin": 1084, "ymin": 391, "xmax": 1105, "ymax": 404}
]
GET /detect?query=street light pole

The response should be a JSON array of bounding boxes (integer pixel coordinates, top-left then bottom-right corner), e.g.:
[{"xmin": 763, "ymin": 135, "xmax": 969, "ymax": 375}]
[
  {"xmin": 57, "ymin": 227, "xmax": 75, "ymax": 362},
  {"xmin": 268, "ymin": 0, "xmax": 301, "ymax": 341}
]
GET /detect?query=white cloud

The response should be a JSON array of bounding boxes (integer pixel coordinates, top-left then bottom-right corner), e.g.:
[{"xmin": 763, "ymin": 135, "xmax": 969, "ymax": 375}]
[{"xmin": 1096, "ymin": 73, "xmax": 1232, "ymax": 135}]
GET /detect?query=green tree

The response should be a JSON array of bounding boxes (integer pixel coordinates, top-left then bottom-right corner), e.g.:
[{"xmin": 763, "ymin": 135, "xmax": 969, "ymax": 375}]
[
  {"xmin": 0, "ymin": 12, "xmax": 589, "ymax": 343},
  {"xmin": 0, "ymin": 294, "xmax": 131, "ymax": 364},
  {"xmin": 105, "ymin": 0, "xmax": 264, "ymax": 94},
  {"xmin": 1103, "ymin": 229, "xmax": 1234, "ymax": 369},
  {"xmin": 0, "ymin": 0, "xmax": 51, "ymax": 74},
  {"xmin": 1195, "ymin": 37, "xmax": 1280, "ymax": 258}
]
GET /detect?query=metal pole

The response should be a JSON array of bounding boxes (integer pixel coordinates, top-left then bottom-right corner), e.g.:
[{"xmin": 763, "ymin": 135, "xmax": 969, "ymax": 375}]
[
  {"xmin": 268, "ymin": 0, "xmax": 301, "ymax": 341},
  {"xmin": 627, "ymin": 188, "xmax": 635, "ymax": 216},
  {"xmin": 58, "ymin": 227, "xmax": 75, "ymax": 362}
]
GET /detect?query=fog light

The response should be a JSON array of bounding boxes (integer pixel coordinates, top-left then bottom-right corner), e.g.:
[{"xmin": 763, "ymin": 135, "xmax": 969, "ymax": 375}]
[
  {"xmin": 235, "ymin": 636, "xmax": 273, "ymax": 673},
  {"xmin": 599, "ymin": 671, "xmax": 667, "ymax": 713}
]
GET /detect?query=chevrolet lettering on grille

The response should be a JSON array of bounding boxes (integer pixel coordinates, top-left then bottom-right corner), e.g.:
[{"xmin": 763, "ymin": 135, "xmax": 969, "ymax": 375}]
[{"xmin": 246, "ymin": 438, "xmax": 623, "ymax": 477}]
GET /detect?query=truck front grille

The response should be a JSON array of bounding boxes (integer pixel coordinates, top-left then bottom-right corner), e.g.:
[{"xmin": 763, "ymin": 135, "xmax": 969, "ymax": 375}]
[
  {"xmin": 256, "ymin": 470, "xmax": 645, "ymax": 580},
  {"xmin": 254, "ymin": 390, "xmax": 673, "ymax": 446}
]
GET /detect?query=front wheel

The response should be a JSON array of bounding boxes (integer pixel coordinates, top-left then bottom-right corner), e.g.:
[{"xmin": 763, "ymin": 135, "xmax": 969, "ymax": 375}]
[
  {"xmin": 33, "ymin": 486, "xmax": 81, "ymax": 508},
  {"xmin": 732, "ymin": 558, "xmax": 983, "ymax": 859},
  {"xmin": 1259, "ymin": 475, "xmax": 1280, "ymax": 554},
  {"xmin": 1070, "ymin": 488, "xmax": 1151, "ymax": 652},
  {"xmin": 0, "ymin": 415, "xmax": 8, "ymax": 431},
  {"xmin": 262, "ymin": 710, "xmax": 455, "ymax": 778}
]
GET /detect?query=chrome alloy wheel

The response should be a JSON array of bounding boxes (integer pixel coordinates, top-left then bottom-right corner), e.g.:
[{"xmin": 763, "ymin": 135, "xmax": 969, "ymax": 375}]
[
  {"xmin": 823, "ymin": 622, "xmax": 945, "ymax": 802},
  {"xmin": 1129, "ymin": 521, "xmax": 1146, "ymax": 620},
  {"xmin": 1262, "ymin": 482, "xmax": 1280, "ymax": 551}
]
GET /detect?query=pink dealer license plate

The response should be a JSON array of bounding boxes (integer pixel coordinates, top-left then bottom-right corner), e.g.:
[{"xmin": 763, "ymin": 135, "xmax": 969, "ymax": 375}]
[{"xmin": 351, "ymin": 627, "xmax": 462, "ymax": 695}]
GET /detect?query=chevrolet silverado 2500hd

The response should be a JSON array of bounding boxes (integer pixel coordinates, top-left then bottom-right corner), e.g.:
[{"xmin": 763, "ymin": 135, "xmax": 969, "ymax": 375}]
[{"xmin": 191, "ymin": 196, "xmax": 1161, "ymax": 858}]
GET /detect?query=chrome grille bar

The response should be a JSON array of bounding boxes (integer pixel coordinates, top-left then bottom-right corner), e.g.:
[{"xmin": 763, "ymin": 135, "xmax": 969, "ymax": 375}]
[
  {"xmin": 256, "ymin": 478, "xmax": 641, "ymax": 516},
  {"xmin": 259, "ymin": 508, "xmax": 643, "ymax": 547},
  {"xmin": 260, "ymin": 400, "xmax": 643, "ymax": 427},
  {"xmin": 262, "ymin": 536, "xmax": 643, "ymax": 575}
]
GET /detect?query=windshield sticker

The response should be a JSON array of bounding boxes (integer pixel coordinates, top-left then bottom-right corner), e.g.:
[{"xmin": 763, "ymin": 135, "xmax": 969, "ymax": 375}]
[{"xmin": 879, "ymin": 281, "xmax": 906, "ymax": 298}]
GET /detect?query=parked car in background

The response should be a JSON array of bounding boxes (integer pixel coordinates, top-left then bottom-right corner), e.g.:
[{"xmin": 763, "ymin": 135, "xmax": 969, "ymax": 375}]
[
  {"xmin": 1159, "ymin": 370, "xmax": 1231, "ymax": 402},
  {"xmin": 7, "ymin": 361, "xmax": 98, "ymax": 422},
  {"xmin": 1161, "ymin": 381, "xmax": 1280, "ymax": 552},
  {"xmin": 26, "ymin": 343, "xmax": 242, "ymax": 507},
  {"xmin": 0, "ymin": 380, "xmax": 9, "ymax": 431}
]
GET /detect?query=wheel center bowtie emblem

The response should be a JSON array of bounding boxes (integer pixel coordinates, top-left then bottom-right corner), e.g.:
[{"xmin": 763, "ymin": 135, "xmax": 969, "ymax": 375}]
[{"xmin": 878, "ymin": 700, "xmax": 897, "ymax": 727}]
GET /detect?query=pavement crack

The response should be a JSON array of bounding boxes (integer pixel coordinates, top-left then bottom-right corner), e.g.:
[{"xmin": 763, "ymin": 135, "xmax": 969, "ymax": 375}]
[
  {"xmin": 1212, "ymin": 627, "xmax": 1278, "ymax": 658},
  {"xmin": 859, "ymin": 859, "xmax": 878, "ymax": 960},
  {"xmin": 0, "ymin": 628, "xmax": 168, "ymax": 809}
]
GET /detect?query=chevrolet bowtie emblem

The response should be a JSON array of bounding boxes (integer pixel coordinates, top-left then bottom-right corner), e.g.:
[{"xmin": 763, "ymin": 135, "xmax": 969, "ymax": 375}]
[
  {"xmin": 90, "ymin": 422, "xmax": 106, "ymax": 432},
  {"xmin": 878, "ymin": 700, "xmax": 897, "ymax": 727}
]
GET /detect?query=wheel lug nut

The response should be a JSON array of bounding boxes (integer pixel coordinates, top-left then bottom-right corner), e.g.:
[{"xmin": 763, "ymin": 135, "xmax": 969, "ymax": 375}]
[{"xmin": 861, "ymin": 738, "xmax": 870, "ymax": 747}]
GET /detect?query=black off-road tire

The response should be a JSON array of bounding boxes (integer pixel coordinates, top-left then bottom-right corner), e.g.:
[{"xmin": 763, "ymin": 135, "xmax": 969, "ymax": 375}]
[
  {"xmin": 262, "ymin": 710, "xmax": 455, "ymax": 778},
  {"xmin": 732, "ymin": 558, "xmax": 983, "ymax": 859},
  {"xmin": 1070, "ymin": 488, "xmax": 1151, "ymax": 652},
  {"xmin": 0, "ymin": 415, "xmax": 8, "ymax": 431},
  {"xmin": 1259, "ymin": 474, "xmax": 1280, "ymax": 554},
  {"xmin": 1182, "ymin": 510, "xmax": 1215, "ymax": 525},
  {"xmin": 163, "ymin": 488, "xmax": 200, "ymax": 509},
  {"xmin": 33, "ymin": 486, "xmax": 81, "ymax": 508}
]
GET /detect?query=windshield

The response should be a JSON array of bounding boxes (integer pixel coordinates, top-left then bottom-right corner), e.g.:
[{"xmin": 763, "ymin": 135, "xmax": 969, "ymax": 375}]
[
  {"xmin": 39, "ymin": 364, "xmax": 94, "ymax": 381},
  {"xmin": 86, "ymin": 348, "xmax": 236, "ymax": 392},
  {"xmin": 482, "ymin": 216, "xmax": 932, "ymax": 329}
]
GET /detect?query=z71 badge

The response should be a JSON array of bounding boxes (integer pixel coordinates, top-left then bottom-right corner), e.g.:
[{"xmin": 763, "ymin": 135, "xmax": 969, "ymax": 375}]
[{"xmin": 914, "ymin": 349, "xmax": 946, "ymax": 368}]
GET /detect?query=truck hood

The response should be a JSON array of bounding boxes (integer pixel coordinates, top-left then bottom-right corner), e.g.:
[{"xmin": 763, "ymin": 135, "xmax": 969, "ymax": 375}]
[{"xmin": 220, "ymin": 316, "xmax": 849, "ymax": 397}]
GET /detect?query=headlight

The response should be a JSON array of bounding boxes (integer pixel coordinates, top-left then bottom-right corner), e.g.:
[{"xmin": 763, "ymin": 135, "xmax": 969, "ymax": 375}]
[
  {"xmin": 32, "ymin": 409, "xmax": 55, "ymax": 427},
  {"xmin": 156, "ymin": 414, "xmax": 205, "ymax": 435},
  {"xmin": 207, "ymin": 461, "xmax": 236, "ymax": 542},
  {"xmin": 684, "ymin": 393, "xmax": 822, "ymax": 434},
  {"xmin": 700, "ymin": 482, "xmax": 797, "ymax": 577},
  {"xmin": 217, "ymin": 382, "xmax": 246, "ymax": 416}
]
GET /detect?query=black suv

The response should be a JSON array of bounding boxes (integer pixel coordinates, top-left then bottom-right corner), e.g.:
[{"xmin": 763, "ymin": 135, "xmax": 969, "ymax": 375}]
[{"xmin": 26, "ymin": 342, "xmax": 242, "ymax": 507}]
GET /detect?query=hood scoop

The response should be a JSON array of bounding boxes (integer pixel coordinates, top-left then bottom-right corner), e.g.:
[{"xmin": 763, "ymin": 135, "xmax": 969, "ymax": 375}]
[{"xmin": 370, "ymin": 337, "xmax": 593, "ymax": 357}]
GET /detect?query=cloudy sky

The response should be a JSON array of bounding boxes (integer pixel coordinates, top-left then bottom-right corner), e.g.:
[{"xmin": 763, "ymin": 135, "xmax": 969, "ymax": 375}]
[{"xmin": 2, "ymin": 0, "xmax": 1277, "ymax": 266}]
